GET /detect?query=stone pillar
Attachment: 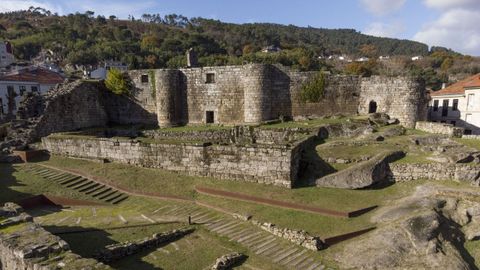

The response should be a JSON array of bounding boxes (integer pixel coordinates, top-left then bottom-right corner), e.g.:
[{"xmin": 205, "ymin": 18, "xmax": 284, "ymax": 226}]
[
  {"xmin": 242, "ymin": 64, "xmax": 270, "ymax": 123},
  {"xmin": 156, "ymin": 69, "xmax": 180, "ymax": 127}
]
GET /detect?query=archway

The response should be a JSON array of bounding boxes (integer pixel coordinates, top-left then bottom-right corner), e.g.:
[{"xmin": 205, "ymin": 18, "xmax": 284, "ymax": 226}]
[{"xmin": 368, "ymin": 101, "xmax": 377, "ymax": 113}]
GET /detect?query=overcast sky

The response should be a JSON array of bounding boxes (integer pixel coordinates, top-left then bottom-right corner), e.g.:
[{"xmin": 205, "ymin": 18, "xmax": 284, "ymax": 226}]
[{"xmin": 1, "ymin": 0, "xmax": 479, "ymax": 56}]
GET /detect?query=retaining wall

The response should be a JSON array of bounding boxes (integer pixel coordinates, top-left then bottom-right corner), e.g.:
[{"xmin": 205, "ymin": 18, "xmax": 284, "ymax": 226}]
[
  {"xmin": 388, "ymin": 163, "xmax": 480, "ymax": 185},
  {"xmin": 415, "ymin": 121, "xmax": 464, "ymax": 137},
  {"xmin": 42, "ymin": 135, "xmax": 314, "ymax": 188}
]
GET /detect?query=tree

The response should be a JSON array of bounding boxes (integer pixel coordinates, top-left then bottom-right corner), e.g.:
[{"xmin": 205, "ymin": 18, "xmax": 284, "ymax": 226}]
[
  {"xmin": 360, "ymin": 44, "xmax": 377, "ymax": 58},
  {"xmin": 300, "ymin": 72, "xmax": 326, "ymax": 103},
  {"xmin": 105, "ymin": 68, "xmax": 131, "ymax": 95}
]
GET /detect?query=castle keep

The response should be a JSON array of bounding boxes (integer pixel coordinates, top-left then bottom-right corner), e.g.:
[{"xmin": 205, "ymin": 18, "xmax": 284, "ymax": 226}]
[{"xmin": 127, "ymin": 64, "xmax": 427, "ymax": 128}]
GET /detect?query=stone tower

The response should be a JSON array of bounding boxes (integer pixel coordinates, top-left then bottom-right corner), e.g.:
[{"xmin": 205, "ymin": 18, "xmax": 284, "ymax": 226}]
[{"xmin": 155, "ymin": 69, "xmax": 181, "ymax": 127}]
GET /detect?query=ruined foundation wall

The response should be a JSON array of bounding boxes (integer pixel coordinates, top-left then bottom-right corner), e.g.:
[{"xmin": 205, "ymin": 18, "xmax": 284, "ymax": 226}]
[
  {"xmin": 415, "ymin": 121, "xmax": 464, "ymax": 137},
  {"xmin": 42, "ymin": 136, "xmax": 301, "ymax": 187},
  {"xmin": 388, "ymin": 163, "xmax": 480, "ymax": 185},
  {"xmin": 0, "ymin": 203, "xmax": 111, "ymax": 270},
  {"xmin": 359, "ymin": 76, "xmax": 427, "ymax": 128},
  {"xmin": 33, "ymin": 81, "xmax": 109, "ymax": 138}
]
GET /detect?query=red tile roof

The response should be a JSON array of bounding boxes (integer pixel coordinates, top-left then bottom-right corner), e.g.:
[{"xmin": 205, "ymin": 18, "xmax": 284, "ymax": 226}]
[
  {"xmin": 0, "ymin": 67, "xmax": 64, "ymax": 84},
  {"xmin": 431, "ymin": 73, "xmax": 480, "ymax": 96}
]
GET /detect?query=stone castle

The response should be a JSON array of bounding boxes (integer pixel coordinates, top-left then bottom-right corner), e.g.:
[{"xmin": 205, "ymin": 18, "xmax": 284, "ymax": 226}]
[{"xmin": 126, "ymin": 64, "xmax": 428, "ymax": 128}]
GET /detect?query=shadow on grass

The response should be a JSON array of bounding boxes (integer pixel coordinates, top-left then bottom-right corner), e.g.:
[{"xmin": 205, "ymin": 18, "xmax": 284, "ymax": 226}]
[
  {"xmin": 45, "ymin": 224, "xmax": 166, "ymax": 270},
  {"xmin": 0, "ymin": 163, "xmax": 37, "ymax": 204}
]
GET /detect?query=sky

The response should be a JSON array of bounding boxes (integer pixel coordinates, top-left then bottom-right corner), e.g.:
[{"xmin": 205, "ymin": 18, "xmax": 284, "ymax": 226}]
[{"xmin": 1, "ymin": 0, "xmax": 480, "ymax": 56}]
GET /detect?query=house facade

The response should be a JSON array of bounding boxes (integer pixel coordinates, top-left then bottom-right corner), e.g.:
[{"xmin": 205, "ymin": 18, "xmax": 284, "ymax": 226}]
[
  {"xmin": 90, "ymin": 60, "xmax": 128, "ymax": 80},
  {"xmin": 429, "ymin": 73, "xmax": 480, "ymax": 134},
  {"xmin": 0, "ymin": 67, "xmax": 64, "ymax": 118},
  {"xmin": 0, "ymin": 41, "xmax": 15, "ymax": 68}
]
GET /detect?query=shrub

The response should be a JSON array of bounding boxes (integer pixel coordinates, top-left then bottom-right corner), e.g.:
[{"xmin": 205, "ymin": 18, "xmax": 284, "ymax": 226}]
[
  {"xmin": 105, "ymin": 68, "xmax": 131, "ymax": 95},
  {"xmin": 300, "ymin": 72, "xmax": 326, "ymax": 103}
]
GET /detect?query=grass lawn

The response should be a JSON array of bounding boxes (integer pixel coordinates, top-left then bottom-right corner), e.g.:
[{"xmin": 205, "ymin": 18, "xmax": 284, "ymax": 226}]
[
  {"xmin": 36, "ymin": 155, "xmax": 441, "ymax": 241},
  {"xmin": 158, "ymin": 124, "xmax": 233, "ymax": 132},
  {"xmin": 41, "ymin": 156, "xmax": 416, "ymax": 211},
  {"xmin": 258, "ymin": 116, "xmax": 355, "ymax": 129},
  {"xmin": 455, "ymin": 138, "xmax": 480, "ymax": 151}
]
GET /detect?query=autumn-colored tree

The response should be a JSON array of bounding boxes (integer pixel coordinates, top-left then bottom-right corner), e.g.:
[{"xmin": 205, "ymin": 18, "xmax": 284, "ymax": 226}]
[
  {"xmin": 360, "ymin": 44, "xmax": 377, "ymax": 58},
  {"xmin": 242, "ymin": 44, "xmax": 255, "ymax": 55}
]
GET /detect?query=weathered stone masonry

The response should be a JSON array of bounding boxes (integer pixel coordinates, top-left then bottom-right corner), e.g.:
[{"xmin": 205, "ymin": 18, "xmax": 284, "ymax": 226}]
[
  {"xmin": 127, "ymin": 64, "xmax": 427, "ymax": 128},
  {"xmin": 42, "ymin": 135, "xmax": 312, "ymax": 188}
]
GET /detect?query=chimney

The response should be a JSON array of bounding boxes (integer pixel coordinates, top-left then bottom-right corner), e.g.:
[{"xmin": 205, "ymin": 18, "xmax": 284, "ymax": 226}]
[
  {"xmin": 442, "ymin": 83, "xmax": 446, "ymax": 89},
  {"xmin": 186, "ymin": 48, "xmax": 198, "ymax": 68}
]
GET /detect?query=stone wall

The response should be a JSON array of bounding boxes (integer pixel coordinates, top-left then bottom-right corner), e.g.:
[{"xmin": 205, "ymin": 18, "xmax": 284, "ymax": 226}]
[
  {"xmin": 143, "ymin": 126, "xmax": 314, "ymax": 145},
  {"xmin": 359, "ymin": 76, "xmax": 428, "ymax": 128},
  {"xmin": 126, "ymin": 65, "xmax": 426, "ymax": 128},
  {"xmin": 95, "ymin": 228, "xmax": 193, "ymax": 263},
  {"xmin": 42, "ymin": 135, "xmax": 314, "ymax": 188},
  {"xmin": 415, "ymin": 121, "xmax": 464, "ymax": 137},
  {"xmin": 388, "ymin": 163, "xmax": 480, "ymax": 185},
  {"xmin": 290, "ymin": 73, "xmax": 361, "ymax": 118},
  {"xmin": 0, "ymin": 203, "xmax": 111, "ymax": 270},
  {"xmin": 252, "ymin": 220, "xmax": 325, "ymax": 250},
  {"xmin": 32, "ymin": 81, "xmax": 109, "ymax": 138}
]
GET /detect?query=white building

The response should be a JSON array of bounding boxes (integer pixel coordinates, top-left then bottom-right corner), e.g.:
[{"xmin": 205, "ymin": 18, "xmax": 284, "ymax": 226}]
[
  {"xmin": 90, "ymin": 60, "xmax": 128, "ymax": 80},
  {"xmin": 429, "ymin": 73, "xmax": 480, "ymax": 134},
  {"xmin": 356, "ymin": 57, "xmax": 369, "ymax": 62},
  {"xmin": 411, "ymin": 56, "xmax": 423, "ymax": 61},
  {"xmin": 0, "ymin": 67, "xmax": 64, "ymax": 118},
  {"xmin": 0, "ymin": 41, "xmax": 15, "ymax": 68}
]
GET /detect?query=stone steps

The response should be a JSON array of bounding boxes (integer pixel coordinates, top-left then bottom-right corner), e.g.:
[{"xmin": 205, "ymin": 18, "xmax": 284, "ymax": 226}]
[{"xmin": 21, "ymin": 165, "xmax": 129, "ymax": 205}]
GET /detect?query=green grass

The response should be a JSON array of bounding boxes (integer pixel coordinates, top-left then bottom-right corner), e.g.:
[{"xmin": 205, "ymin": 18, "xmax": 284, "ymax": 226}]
[
  {"xmin": 40, "ymin": 156, "xmax": 411, "ymax": 211},
  {"xmin": 259, "ymin": 116, "xmax": 351, "ymax": 129},
  {"xmin": 455, "ymin": 138, "xmax": 480, "ymax": 151},
  {"xmin": 158, "ymin": 124, "xmax": 232, "ymax": 132},
  {"xmin": 36, "ymin": 156, "xmax": 439, "ymax": 240},
  {"xmin": 47, "ymin": 133, "xmax": 206, "ymax": 145}
]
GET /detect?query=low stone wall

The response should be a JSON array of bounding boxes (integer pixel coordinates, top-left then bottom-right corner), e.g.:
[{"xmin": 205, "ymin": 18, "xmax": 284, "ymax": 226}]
[
  {"xmin": 95, "ymin": 228, "xmax": 193, "ymax": 263},
  {"xmin": 142, "ymin": 121, "xmax": 372, "ymax": 146},
  {"xmin": 415, "ymin": 121, "xmax": 464, "ymax": 137},
  {"xmin": 0, "ymin": 203, "xmax": 111, "ymax": 270},
  {"xmin": 463, "ymin": 135, "xmax": 480, "ymax": 140},
  {"xmin": 211, "ymin": 253, "xmax": 247, "ymax": 270},
  {"xmin": 252, "ymin": 220, "xmax": 325, "ymax": 250},
  {"xmin": 42, "ymin": 135, "xmax": 314, "ymax": 188},
  {"xmin": 144, "ymin": 126, "xmax": 312, "ymax": 145},
  {"xmin": 388, "ymin": 163, "xmax": 480, "ymax": 185}
]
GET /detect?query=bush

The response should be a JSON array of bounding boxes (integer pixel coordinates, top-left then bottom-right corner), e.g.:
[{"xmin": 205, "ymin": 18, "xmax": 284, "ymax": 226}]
[
  {"xmin": 105, "ymin": 68, "xmax": 131, "ymax": 95},
  {"xmin": 300, "ymin": 72, "xmax": 326, "ymax": 103}
]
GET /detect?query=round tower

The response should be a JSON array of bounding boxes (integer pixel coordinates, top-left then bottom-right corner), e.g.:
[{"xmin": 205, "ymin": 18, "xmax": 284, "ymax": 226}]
[
  {"xmin": 242, "ymin": 64, "xmax": 270, "ymax": 124},
  {"xmin": 156, "ymin": 69, "xmax": 180, "ymax": 127}
]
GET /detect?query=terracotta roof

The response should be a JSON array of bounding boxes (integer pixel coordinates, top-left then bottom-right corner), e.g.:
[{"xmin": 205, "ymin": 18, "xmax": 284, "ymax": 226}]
[
  {"xmin": 431, "ymin": 73, "xmax": 480, "ymax": 96},
  {"xmin": 0, "ymin": 67, "xmax": 64, "ymax": 84}
]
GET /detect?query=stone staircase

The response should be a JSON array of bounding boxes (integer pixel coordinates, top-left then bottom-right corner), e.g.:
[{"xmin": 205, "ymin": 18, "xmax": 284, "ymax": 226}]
[
  {"xmin": 21, "ymin": 165, "xmax": 129, "ymax": 204},
  {"xmin": 149, "ymin": 203, "xmax": 327, "ymax": 270}
]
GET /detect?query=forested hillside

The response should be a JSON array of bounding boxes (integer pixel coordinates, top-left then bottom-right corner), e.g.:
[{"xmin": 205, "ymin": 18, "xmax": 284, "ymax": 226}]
[
  {"xmin": 0, "ymin": 8, "xmax": 427, "ymax": 69},
  {"xmin": 1, "ymin": 7, "xmax": 479, "ymax": 90}
]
